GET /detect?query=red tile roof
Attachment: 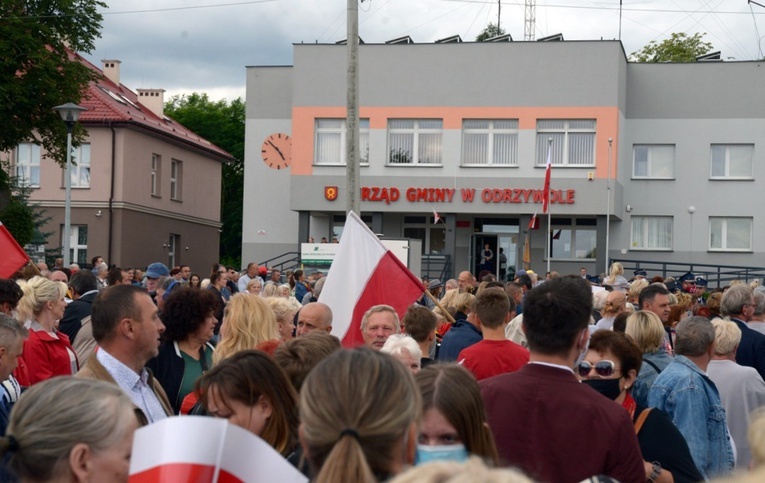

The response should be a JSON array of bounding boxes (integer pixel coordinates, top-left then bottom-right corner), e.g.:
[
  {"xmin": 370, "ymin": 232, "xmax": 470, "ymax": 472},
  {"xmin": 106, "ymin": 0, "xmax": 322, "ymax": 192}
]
[{"xmin": 74, "ymin": 53, "xmax": 235, "ymax": 162}]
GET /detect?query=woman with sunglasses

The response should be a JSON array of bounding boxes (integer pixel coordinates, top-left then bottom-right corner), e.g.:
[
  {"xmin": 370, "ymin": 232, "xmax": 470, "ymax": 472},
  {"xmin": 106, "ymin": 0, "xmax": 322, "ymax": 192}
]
[{"xmin": 579, "ymin": 331, "xmax": 702, "ymax": 483}]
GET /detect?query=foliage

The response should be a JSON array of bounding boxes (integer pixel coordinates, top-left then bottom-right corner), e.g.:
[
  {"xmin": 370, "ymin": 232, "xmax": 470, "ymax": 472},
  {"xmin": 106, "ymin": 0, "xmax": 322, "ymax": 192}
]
[
  {"xmin": 0, "ymin": 0, "xmax": 106, "ymax": 166},
  {"xmin": 164, "ymin": 93, "xmax": 245, "ymax": 267},
  {"xmin": 630, "ymin": 32, "xmax": 714, "ymax": 63},
  {"xmin": 476, "ymin": 22, "xmax": 506, "ymax": 42},
  {"xmin": 0, "ymin": 159, "xmax": 49, "ymax": 248}
]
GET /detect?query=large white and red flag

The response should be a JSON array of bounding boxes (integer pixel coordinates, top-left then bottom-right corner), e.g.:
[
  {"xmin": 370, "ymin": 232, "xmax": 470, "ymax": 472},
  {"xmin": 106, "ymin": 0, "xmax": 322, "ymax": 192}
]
[
  {"xmin": 0, "ymin": 222, "xmax": 30, "ymax": 278},
  {"xmin": 319, "ymin": 211, "xmax": 424, "ymax": 347},
  {"xmin": 542, "ymin": 145, "xmax": 552, "ymax": 214}
]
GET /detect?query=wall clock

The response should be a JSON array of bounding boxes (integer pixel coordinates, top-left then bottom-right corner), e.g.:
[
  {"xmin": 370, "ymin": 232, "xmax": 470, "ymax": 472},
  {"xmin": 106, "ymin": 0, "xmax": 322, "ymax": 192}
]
[{"xmin": 261, "ymin": 133, "xmax": 292, "ymax": 169}]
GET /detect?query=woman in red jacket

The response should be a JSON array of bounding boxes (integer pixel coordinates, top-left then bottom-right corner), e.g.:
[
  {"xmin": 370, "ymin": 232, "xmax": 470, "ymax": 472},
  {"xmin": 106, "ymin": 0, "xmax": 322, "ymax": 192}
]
[{"xmin": 16, "ymin": 276, "xmax": 78, "ymax": 385}]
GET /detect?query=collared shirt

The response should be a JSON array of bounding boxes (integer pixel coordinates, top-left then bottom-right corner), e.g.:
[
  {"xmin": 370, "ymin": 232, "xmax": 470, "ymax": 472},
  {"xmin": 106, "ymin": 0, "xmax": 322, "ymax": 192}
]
[
  {"xmin": 97, "ymin": 348, "xmax": 167, "ymax": 424},
  {"xmin": 529, "ymin": 360, "xmax": 576, "ymax": 375}
]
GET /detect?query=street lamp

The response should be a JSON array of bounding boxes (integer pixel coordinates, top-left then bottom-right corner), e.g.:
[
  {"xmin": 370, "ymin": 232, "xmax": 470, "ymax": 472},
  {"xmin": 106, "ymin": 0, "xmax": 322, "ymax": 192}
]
[
  {"xmin": 52, "ymin": 103, "xmax": 87, "ymax": 266},
  {"xmin": 688, "ymin": 205, "xmax": 696, "ymax": 268}
]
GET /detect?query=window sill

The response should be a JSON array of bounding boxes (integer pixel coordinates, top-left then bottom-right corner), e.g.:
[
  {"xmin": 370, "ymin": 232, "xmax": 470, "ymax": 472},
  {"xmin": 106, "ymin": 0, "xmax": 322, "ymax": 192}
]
[
  {"xmin": 708, "ymin": 249, "xmax": 753, "ymax": 253},
  {"xmin": 151, "ymin": 194, "xmax": 162, "ymax": 199},
  {"xmin": 631, "ymin": 177, "xmax": 675, "ymax": 181},
  {"xmin": 171, "ymin": 198, "xmax": 183, "ymax": 203},
  {"xmin": 61, "ymin": 186, "xmax": 91, "ymax": 189},
  {"xmin": 460, "ymin": 164, "xmax": 519, "ymax": 168},
  {"xmin": 536, "ymin": 165, "xmax": 595, "ymax": 169},
  {"xmin": 629, "ymin": 248, "xmax": 673, "ymax": 252},
  {"xmin": 386, "ymin": 164, "xmax": 443, "ymax": 167},
  {"xmin": 709, "ymin": 177, "xmax": 754, "ymax": 181}
]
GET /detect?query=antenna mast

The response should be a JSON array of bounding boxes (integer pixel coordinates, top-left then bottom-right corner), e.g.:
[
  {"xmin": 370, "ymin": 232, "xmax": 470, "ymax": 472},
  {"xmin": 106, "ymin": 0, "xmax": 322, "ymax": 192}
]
[{"xmin": 524, "ymin": 0, "xmax": 536, "ymax": 41}]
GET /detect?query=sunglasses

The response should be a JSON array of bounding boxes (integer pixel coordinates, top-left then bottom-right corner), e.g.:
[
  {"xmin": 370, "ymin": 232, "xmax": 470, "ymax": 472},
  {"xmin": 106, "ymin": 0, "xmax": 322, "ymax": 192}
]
[{"xmin": 577, "ymin": 360, "xmax": 618, "ymax": 378}]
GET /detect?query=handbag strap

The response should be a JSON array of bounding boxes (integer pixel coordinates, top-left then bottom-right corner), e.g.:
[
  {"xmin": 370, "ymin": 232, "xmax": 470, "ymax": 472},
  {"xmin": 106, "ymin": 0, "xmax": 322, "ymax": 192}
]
[
  {"xmin": 634, "ymin": 408, "xmax": 652, "ymax": 435},
  {"xmin": 643, "ymin": 358, "xmax": 662, "ymax": 374}
]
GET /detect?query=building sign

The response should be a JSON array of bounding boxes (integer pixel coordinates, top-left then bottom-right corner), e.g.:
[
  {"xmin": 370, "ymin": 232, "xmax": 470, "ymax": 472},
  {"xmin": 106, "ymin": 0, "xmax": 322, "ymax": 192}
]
[
  {"xmin": 352, "ymin": 186, "xmax": 576, "ymax": 206},
  {"xmin": 301, "ymin": 243, "xmax": 339, "ymax": 266}
]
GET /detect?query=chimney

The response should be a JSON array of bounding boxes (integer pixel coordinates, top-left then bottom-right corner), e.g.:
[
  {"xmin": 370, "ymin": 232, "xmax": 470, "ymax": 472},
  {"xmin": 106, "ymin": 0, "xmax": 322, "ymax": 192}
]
[
  {"xmin": 137, "ymin": 89, "xmax": 166, "ymax": 118},
  {"xmin": 101, "ymin": 59, "xmax": 121, "ymax": 85}
]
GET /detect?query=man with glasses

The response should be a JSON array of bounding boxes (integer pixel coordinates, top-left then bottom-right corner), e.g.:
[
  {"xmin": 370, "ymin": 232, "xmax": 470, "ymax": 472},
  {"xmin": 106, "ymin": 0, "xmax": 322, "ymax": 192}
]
[
  {"xmin": 721, "ymin": 284, "xmax": 765, "ymax": 379},
  {"xmin": 479, "ymin": 276, "xmax": 644, "ymax": 482}
]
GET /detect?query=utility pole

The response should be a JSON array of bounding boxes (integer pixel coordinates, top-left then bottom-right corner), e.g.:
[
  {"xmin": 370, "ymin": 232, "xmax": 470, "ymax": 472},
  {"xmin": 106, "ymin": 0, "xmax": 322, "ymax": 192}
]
[
  {"xmin": 497, "ymin": 0, "xmax": 501, "ymax": 33},
  {"xmin": 346, "ymin": 0, "xmax": 361, "ymax": 216},
  {"xmin": 524, "ymin": 0, "xmax": 536, "ymax": 41}
]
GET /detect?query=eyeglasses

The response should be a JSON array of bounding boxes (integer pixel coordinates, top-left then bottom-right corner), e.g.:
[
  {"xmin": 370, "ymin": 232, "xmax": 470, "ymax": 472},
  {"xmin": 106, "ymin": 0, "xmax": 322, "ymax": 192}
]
[{"xmin": 577, "ymin": 360, "xmax": 619, "ymax": 378}]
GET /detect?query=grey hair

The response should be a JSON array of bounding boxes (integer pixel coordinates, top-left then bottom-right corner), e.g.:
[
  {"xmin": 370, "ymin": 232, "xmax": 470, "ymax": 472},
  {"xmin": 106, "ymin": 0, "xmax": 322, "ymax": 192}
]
[
  {"xmin": 2, "ymin": 377, "xmax": 138, "ymax": 481},
  {"xmin": 380, "ymin": 334, "xmax": 422, "ymax": 361},
  {"xmin": 721, "ymin": 285, "xmax": 754, "ymax": 317},
  {"xmin": 360, "ymin": 305, "xmax": 400, "ymax": 333},
  {"xmin": 674, "ymin": 316, "xmax": 716, "ymax": 357},
  {"xmin": 711, "ymin": 318, "xmax": 742, "ymax": 356},
  {"xmin": 753, "ymin": 290, "xmax": 765, "ymax": 317},
  {"xmin": 313, "ymin": 277, "xmax": 327, "ymax": 298},
  {"xmin": 0, "ymin": 314, "xmax": 28, "ymax": 349}
]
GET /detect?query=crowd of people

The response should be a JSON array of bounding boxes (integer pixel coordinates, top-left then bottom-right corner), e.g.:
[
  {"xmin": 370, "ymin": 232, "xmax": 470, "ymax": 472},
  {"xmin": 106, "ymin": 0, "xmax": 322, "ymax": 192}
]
[{"xmin": 1, "ymin": 257, "xmax": 765, "ymax": 482}]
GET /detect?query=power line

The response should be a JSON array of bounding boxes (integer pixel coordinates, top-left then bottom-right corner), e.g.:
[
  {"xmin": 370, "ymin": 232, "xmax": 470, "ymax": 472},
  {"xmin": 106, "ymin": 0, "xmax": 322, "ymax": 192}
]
[{"xmin": 440, "ymin": 0, "xmax": 764, "ymax": 16}]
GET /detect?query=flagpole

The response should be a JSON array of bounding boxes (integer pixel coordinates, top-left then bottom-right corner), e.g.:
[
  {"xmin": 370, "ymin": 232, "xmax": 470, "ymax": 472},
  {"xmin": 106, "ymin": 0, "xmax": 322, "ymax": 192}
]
[
  {"xmin": 605, "ymin": 137, "xmax": 613, "ymax": 274},
  {"xmin": 546, "ymin": 137, "xmax": 552, "ymax": 275}
]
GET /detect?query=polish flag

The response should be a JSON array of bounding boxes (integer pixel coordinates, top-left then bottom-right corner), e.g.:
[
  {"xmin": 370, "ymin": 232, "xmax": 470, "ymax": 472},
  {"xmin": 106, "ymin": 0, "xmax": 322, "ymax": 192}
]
[
  {"xmin": 528, "ymin": 213, "xmax": 539, "ymax": 230},
  {"xmin": 0, "ymin": 222, "xmax": 30, "ymax": 278},
  {"xmin": 319, "ymin": 211, "xmax": 424, "ymax": 347},
  {"xmin": 542, "ymin": 145, "xmax": 552, "ymax": 214},
  {"xmin": 432, "ymin": 208, "xmax": 440, "ymax": 224}
]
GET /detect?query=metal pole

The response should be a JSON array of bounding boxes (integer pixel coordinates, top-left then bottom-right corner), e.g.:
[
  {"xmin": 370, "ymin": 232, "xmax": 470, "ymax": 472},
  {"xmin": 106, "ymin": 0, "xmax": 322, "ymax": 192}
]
[
  {"xmin": 619, "ymin": 0, "xmax": 623, "ymax": 41},
  {"xmin": 346, "ymin": 0, "xmax": 361, "ymax": 216},
  {"xmin": 497, "ymin": 0, "xmax": 501, "ymax": 33},
  {"xmin": 63, "ymin": 120, "xmax": 74, "ymax": 266},
  {"xmin": 546, "ymin": 137, "xmax": 552, "ymax": 275},
  {"xmin": 605, "ymin": 138, "xmax": 612, "ymax": 273}
]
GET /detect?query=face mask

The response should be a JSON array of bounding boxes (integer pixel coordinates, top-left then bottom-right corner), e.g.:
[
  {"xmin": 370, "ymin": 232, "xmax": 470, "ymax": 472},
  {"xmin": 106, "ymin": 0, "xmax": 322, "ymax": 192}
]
[
  {"xmin": 415, "ymin": 444, "xmax": 469, "ymax": 465},
  {"xmin": 582, "ymin": 378, "xmax": 623, "ymax": 401}
]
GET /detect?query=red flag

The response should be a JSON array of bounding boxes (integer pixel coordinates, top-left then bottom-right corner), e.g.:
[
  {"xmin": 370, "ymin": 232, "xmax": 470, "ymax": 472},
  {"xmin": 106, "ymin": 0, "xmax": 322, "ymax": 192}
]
[
  {"xmin": 319, "ymin": 211, "xmax": 424, "ymax": 347},
  {"xmin": 528, "ymin": 213, "xmax": 539, "ymax": 230},
  {"xmin": 432, "ymin": 208, "xmax": 440, "ymax": 224},
  {"xmin": 552, "ymin": 229, "xmax": 562, "ymax": 240},
  {"xmin": 542, "ymin": 145, "xmax": 552, "ymax": 214},
  {"xmin": 0, "ymin": 222, "xmax": 30, "ymax": 278}
]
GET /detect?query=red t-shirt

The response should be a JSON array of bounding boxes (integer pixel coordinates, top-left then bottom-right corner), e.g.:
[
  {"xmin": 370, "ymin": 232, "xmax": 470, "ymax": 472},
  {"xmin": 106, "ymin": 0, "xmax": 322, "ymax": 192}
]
[{"xmin": 458, "ymin": 339, "xmax": 529, "ymax": 381}]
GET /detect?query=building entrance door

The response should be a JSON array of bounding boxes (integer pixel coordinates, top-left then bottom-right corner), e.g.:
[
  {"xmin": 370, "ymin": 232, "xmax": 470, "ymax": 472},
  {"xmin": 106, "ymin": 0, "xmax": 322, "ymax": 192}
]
[{"xmin": 471, "ymin": 230, "xmax": 519, "ymax": 282}]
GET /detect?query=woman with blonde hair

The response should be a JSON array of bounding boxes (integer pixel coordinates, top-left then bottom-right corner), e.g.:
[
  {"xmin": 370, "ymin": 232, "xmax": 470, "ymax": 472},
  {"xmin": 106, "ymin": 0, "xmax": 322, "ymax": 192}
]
[
  {"xmin": 604, "ymin": 262, "xmax": 628, "ymax": 287},
  {"xmin": 262, "ymin": 281, "xmax": 279, "ymax": 298},
  {"xmin": 628, "ymin": 279, "xmax": 649, "ymax": 307},
  {"xmin": 213, "ymin": 293, "xmax": 280, "ymax": 364},
  {"xmin": 266, "ymin": 297, "xmax": 296, "ymax": 341},
  {"xmin": 15, "ymin": 276, "xmax": 78, "ymax": 386},
  {"xmin": 300, "ymin": 349, "xmax": 420, "ymax": 483},
  {"xmin": 625, "ymin": 310, "xmax": 673, "ymax": 407}
]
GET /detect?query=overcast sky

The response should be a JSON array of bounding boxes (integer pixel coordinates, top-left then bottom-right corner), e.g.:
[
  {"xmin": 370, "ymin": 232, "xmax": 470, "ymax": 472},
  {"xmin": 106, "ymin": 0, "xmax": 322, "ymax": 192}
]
[{"xmin": 83, "ymin": 0, "xmax": 765, "ymax": 102}]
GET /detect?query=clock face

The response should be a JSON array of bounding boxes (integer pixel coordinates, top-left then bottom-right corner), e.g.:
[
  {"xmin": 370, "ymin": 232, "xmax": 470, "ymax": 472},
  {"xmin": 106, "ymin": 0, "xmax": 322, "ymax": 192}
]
[{"xmin": 261, "ymin": 133, "xmax": 292, "ymax": 169}]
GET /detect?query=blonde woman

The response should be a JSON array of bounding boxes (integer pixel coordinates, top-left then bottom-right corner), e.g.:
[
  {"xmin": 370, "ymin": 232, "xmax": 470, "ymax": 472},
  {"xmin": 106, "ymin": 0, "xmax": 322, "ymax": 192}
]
[
  {"xmin": 213, "ymin": 293, "xmax": 280, "ymax": 364},
  {"xmin": 625, "ymin": 310, "xmax": 673, "ymax": 407},
  {"xmin": 16, "ymin": 276, "xmax": 78, "ymax": 386},
  {"xmin": 246, "ymin": 279, "xmax": 263, "ymax": 296},
  {"xmin": 266, "ymin": 297, "xmax": 297, "ymax": 341},
  {"xmin": 604, "ymin": 262, "xmax": 628, "ymax": 287},
  {"xmin": 262, "ymin": 281, "xmax": 279, "ymax": 298}
]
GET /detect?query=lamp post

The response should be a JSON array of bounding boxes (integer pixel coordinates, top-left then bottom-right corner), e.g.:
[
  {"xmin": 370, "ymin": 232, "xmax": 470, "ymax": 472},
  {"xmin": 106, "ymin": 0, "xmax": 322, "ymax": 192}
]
[
  {"xmin": 52, "ymin": 103, "xmax": 87, "ymax": 266},
  {"xmin": 688, "ymin": 205, "xmax": 696, "ymax": 268}
]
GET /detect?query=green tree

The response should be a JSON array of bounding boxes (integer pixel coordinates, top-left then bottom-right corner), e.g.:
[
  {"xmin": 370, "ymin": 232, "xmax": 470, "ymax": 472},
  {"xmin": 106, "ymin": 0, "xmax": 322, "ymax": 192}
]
[
  {"xmin": 164, "ymin": 93, "xmax": 245, "ymax": 266},
  {"xmin": 630, "ymin": 32, "xmax": 714, "ymax": 63},
  {"xmin": 0, "ymin": 0, "xmax": 106, "ymax": 166},
  {"xmin": 476, "ymin": 22, "xmax": 506, "ymax": 42}
]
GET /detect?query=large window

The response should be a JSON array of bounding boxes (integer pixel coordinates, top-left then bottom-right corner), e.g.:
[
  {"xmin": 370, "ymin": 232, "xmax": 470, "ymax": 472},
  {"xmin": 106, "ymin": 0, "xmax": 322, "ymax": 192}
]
[
  {"xmin": 461, "ymin": 120, "xmax": 518, "ymax": 166},
  {"xmin": 151, "ymin": 154, "xmax": 161, "ymax": 197},
  {"xmin": 388, "ymin": 119, "xmax": 442, "ymax": 165},
  {"xmin": 633, "ymin": 144, "xmax": 674, "ymax": 179},
  {"xmin": 536, "ymin": 120, "xmax": 595, "ymax": 166},
  {"xmin": 403, "ymin": 215, "xmax": 445, "ymax": 255},
  {"xmin": 62, "ymin": 225, "xmax": 88, "ymax": 265},
  {"xmin": 168, "ymin": 234, "xmax": 180, "ymax": 267},
  {"xmin": 70, "ymin": 143, "xmax": 91, "ymax": 188},
  {"xmin": 710, "ymin": 144, "xmax": 753, "ymax": 179},
  {"xmin": 16, "ymin": 143, "xmax": 41, "ymax": 187},
  {"xmin": 631, "ymin": 216, "xmax": 672, "ymax": 250},
  {"xmin": 549, "ymin": 218, "xmax": 596, "ymax": 259},
  {"xmin": 314, "ymin": 119, "xmax": 369, "ymax": 165},
  {"xmin": 709, "ymin": 217, "xmax": 752, "ymax": 251},
  {"xmin": 170, "ymin": 159, "xmax": 182, "ymax": 200}
]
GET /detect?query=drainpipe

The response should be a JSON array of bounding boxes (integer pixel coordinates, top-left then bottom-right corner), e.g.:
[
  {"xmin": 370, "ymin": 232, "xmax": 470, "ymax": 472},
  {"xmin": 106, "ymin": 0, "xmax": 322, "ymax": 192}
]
[{"xmin": 108, "ymin": 122, "xmax": 116, "ymax": 264}]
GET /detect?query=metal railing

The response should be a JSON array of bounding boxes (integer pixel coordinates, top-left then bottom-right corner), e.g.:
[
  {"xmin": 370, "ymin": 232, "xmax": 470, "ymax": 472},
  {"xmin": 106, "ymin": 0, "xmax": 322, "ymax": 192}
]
[
  {"xmin": 422, "ymin": 254, "xmax": 452, "ymax": 283},
  {"xmin": 610, "ymin": 259, "xmax": 765, "ymax": 288},
  {"xmin": 259, "ymin": 251, "xmax": 301, "ymax": 273}
]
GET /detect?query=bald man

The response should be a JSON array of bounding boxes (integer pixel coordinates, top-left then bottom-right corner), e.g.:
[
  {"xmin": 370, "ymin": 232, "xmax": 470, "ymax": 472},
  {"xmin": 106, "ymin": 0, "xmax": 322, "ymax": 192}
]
[{"xmin": 296, "ymin": 302, "xmax": 333, "ymax": 336}]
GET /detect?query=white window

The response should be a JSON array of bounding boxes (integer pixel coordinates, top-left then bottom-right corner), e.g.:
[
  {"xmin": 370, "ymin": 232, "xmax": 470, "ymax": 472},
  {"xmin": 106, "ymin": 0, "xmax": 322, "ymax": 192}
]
[
  {"xmin": 631, "ymin": 216, "xmax": 673, "ymax": 250},
  {"xmin": 709, "ymin": 217, "xmax": 752, "ymax": 251},
  {"xmin": 536, "ymin": 120, "xmax": 595, "ymax": 166},
  {"xmin": 314, "ymin": 119, "xmax": 369, "ymax": 165},
  {"xmin": 403, "ymin": 215, "xmax": 446, "ymax": 255},
  {"xmin": 461, "ymin": 120, "xmax": 519, "ymax": 166},
  {"xmin": 170, "ymin": 159, "xmax": 182, "ymax": 200},
  {"xmin": 151, "ymin": 154, "xmax": 161, "ymax": 196},
  {"xmin": 388, "ymin": 119, "xmax": 443, "ymax": 165},
  {"xmin": 168, "ymin": 234, "xmax": 179, "ymax": 267},
  {"xmin": 633, "ymin": 145, "xmax": 674, "ymax": 179},
  {"xmin": 549, "ymin": 218, "xmax": 597, "ymax": 259},
  {"xmin": 70, "ymin": 143, "xmax": 91, "ymax": 188},
  {"xmin": 62, "ymin": 225, "xmax": 88, "ymax": 265},
  {"xmin": 710, "ymin": 144, "xmax": 753, "ymax": 179},
  {"xmin": 16, "ymin": 143, "xmax": 41, "ymax": 187}
]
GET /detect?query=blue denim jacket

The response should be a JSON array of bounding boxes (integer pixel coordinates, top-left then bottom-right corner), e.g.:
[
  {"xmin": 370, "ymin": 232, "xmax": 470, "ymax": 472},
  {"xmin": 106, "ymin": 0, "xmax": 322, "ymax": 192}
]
[
  {"xmin": 648, "ymin": 355, "xmax": 734, "ymax": 479},
  {"xmin": 632, "ymin": 347, "xmax": 674, "ymax": 407}
]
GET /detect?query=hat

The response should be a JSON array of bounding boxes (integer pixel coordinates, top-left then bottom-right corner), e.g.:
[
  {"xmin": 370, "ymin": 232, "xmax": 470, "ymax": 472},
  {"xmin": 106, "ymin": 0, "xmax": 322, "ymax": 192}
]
[
  {"xmin": 428, "ymin": 279, "xmax": 443, "ymax": 290},
  {"xmin": 678, "ymin": 272, "xmax": 696, "ymax": 283},
  {"xmin": 695, "ymin": 277, "xmax": 708, "ymax": 287},
  {"xmin": 258, "ymin": 265, "xmax": 268, "ymax": 276},
  {"xmin": 633, "ymin": 269, "xmax": 647, "ymax": 277},
  {"xmin": 515, "ymin": 269, "xmax": 527, "ymax": 278},
  {"xmin": 145, "ymin": 262, "xmax": 170, "ymax": 279}
]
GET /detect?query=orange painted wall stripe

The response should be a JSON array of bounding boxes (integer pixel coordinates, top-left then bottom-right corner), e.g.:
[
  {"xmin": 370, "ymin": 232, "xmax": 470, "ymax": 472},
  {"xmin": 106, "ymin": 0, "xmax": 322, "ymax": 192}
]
[{"xmin": 291, "ymin": 106, "xmax": 620, "ymax": 178}]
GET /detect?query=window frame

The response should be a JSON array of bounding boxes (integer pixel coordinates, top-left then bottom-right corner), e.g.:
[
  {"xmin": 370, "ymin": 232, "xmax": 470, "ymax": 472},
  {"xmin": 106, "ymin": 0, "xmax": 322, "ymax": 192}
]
[
  {"xmin": 630, "ymin": 216, "xmax": 673, "ymax": 251},
  {"xmin": 151, "ymin": 154, "xmax": 161, "ymax": 197},
  {"xmin": 461, "ymin": 119, "xmax": 519, "ymax": 167},
  {"xmin": 632, "ymin": 144, "xmax": 675, "ymax": 179},
  {"xmin": 709, "ymin": 144, "xmax": 754, "ymax": 180},
  {"xmin": 15, "ymin": 143, "xmax": 42, "ymax": 188},
  {"xmin": 708, "ymin": 217, "xmax": 753, "ymax": 252},
  {"xmin": 536, "ymin": 119, "xmax": 596, "ymax": 167},
  {"xmin": 67, "ymin": 143, "xmax": 91, "ymax": 188},
  {"xmin": 170, "ymin": 159, "xmax": 182, "ymax": 201},
  {"xmin": 387, "ymin": 119, "xmax": 443, "ymax": 166},
  {"xmin": 313, "ymin": 118, "xmax": 370, "ymax": 166},
  {"xmin": 61, "ymin": 225, "xmax": 88, "ymax": 265},
  {"xmin": 548, "ymin": 218, "xmax": 597, "ymax": 261}
]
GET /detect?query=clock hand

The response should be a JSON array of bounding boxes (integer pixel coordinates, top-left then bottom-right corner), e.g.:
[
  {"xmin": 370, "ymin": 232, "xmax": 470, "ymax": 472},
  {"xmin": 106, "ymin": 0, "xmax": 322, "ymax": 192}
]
[{"xmin": 268, "ymin": 140, "xmax": 286, "ymax": 161}]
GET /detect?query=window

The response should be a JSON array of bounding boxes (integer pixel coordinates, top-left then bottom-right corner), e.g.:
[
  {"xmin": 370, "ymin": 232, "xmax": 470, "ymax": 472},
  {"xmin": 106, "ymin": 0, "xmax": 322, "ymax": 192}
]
[
  {"xmin": 461, "ymin": 120, "xmax": 519, "ymax": 166},
  {"xmin": 170, "ymin": 159, "xmax": 182, "ymax": 200},
  {"xmin": 62, "ymin": 225, "xmax": 88, "ymax": 265},
  {"xmin": 631, "ymin": 216, "xmax": 672, "ymax": 250},
  {"xmin": 16, "ymin": 143, "xmax": 41, "ymax": 187},
  {"xmin": 314, "ymin": 119, "xmax": 369, "ymax": 165},
  {"xmin": 632, "ymin": 145, "xmax": 674, "ymax": 179},
  {"xmin": 403, "ymin": 215, "xmax": 445, "ymax": 254},
  {"xmin": 536, "ymin": 120, "xmax": 595, "ymax": 166},
  {"xmin": 70, "ymin": 143, "xmax": 91, "ymax": 188},
  {"xmin": 151, "ymin": 154, "xmax": 161, "ymax": 196},
  {"xmin": 709, "ymin": 217, "xmax": 752, "ymax": 251},
  {"xmin": 549, "ymin": 218, "xmax": 596, "ymax": 259},
  {"xmin": 168, "ymin": 234, "xmax": 180, "ymax": 267},
  {"xmin": 710, "ymin": 144, "xmax": 754, "ymax": 179},
  {"xmin": 388, "ymin": 119, "xmax": 442, "ymax": 165}
]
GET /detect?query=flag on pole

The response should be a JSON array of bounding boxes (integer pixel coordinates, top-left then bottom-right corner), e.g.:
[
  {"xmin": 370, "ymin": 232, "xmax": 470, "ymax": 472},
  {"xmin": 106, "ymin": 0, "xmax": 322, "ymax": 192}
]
[
  {"xmin": 528, "ymin": 212, "xmax": 539, "ymax": 230},
  {"xmin": 522, "ymin": 232, "xmax": 531, "ymax": 269},
  {"xmin": 0, "ymin": 222, "xmax": 30, "ymax": 278},
  {"xmin": 319, "ymin": 211, "xmax": 424, "ymax": 348},
  {"xmin": 432, "ymin": 207, "xmax": 440, "ymax": 224},
  {"xmin": 542, "ymin": 145, "xmax": 552, "ymax": 214}
]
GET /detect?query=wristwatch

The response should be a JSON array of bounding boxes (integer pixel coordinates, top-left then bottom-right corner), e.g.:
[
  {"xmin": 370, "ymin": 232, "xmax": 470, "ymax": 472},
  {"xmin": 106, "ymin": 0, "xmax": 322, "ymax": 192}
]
[{"xmin": 647, "ymin": 461, "xmax": 662, "ymax": 482}]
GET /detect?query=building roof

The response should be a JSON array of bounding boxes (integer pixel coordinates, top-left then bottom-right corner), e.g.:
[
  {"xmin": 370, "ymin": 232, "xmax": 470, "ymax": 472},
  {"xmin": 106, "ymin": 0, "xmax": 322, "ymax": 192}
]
[{"xmin": 73, "ymin": 53, "xmax": 235, "ymax": 162}]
